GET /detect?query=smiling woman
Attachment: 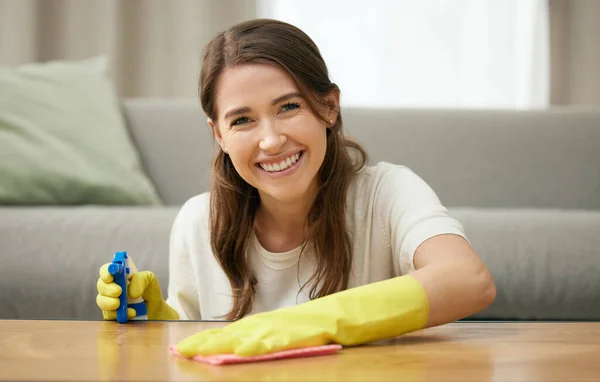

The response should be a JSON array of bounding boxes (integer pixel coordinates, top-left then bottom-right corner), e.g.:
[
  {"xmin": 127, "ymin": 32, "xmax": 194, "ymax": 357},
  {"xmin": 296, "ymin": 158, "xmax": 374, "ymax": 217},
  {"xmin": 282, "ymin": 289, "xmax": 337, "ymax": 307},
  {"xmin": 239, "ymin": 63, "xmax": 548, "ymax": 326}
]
[
  {"xmin": 195, "ymin": 20, "xmax": 375, "ymax": 326},
  {"xmin": 96, "ymin": 18, "xmax": 496, "ymax": 358}
]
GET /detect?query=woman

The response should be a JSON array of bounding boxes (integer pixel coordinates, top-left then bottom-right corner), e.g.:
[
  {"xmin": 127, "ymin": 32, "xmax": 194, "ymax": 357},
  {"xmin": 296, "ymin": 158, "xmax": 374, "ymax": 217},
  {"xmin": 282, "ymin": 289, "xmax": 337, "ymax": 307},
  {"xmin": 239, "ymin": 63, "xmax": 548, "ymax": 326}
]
[{"xmin": 96, "ymin": 18, "xmax": 495, "ymax": 357}]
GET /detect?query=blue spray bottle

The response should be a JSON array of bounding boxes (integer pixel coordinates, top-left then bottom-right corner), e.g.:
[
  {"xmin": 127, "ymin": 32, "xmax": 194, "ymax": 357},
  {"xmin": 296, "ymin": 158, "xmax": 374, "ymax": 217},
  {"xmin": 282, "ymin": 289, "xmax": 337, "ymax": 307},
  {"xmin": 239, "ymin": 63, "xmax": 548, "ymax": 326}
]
[{"xmin": 107, "ymin": 251, "xmax": 148, "ymax": 323}]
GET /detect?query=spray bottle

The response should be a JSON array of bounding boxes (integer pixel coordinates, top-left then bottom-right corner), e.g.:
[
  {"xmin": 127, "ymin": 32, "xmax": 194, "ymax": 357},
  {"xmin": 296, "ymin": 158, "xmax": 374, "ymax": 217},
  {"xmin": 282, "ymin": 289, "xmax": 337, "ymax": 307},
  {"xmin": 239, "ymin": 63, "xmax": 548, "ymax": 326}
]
[{"xmin": 107, "ymin": 251, "xmax": 148, "ymax": 323}]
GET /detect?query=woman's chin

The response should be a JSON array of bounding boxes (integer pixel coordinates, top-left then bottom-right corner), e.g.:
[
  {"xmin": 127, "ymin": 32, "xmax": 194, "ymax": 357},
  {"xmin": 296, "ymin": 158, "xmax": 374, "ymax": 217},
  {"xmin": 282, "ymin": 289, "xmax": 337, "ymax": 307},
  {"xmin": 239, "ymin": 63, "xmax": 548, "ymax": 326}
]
[
  {"xmin": 256, "ymin": 179, "xmax": 318, "ymax": 204},
  {"xmin": 259, "ymin": 189, "xmax": 308, "ymax": 204}
]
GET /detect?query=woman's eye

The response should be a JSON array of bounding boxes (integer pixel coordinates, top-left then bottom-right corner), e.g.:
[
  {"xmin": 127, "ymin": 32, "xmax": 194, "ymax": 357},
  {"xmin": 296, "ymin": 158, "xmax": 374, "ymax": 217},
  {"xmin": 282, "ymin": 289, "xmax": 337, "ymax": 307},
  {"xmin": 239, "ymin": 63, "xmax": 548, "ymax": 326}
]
[
  {"xmin": 231, "ymin": 117, "xmax": 250, "ymax": 126},
  {"xmin": 280, "ymin": 102, "xmax": 300, "ymax": 112}
]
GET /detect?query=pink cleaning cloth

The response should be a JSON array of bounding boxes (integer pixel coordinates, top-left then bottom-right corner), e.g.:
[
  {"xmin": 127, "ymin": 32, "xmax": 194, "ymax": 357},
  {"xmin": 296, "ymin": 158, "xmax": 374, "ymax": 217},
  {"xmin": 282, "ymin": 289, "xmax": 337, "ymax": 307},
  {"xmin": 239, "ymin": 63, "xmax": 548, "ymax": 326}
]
[{"xmin": 169, "ymin": 344, "xmax": 343, "ymax": 365}]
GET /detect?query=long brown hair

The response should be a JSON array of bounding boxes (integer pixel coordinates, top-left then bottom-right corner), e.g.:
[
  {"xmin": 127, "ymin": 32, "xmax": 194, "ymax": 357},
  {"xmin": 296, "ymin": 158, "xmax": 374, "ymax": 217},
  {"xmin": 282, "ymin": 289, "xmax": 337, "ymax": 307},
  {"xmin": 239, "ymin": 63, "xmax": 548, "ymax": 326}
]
[{"xmin": 199, "ymin": 19, "xmax": 367, "ymax": 320}]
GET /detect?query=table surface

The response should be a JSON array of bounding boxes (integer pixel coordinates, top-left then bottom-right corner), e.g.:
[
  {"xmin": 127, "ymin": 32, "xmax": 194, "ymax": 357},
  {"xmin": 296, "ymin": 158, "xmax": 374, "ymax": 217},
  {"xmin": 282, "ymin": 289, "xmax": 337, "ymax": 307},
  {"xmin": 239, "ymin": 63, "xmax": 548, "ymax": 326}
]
[{"xmin": 0, "ymin": 320, "xmax": 598, "ymax": 381}]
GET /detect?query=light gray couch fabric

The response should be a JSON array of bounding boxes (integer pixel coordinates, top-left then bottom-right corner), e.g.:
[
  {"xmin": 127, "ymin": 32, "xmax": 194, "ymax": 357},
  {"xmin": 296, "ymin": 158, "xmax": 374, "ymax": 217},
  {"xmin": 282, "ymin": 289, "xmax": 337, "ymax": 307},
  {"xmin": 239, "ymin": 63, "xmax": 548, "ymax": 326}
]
[
  {"xmin": 0, "ymin": 206, "xmax": 178, "ymax": 320},
  {"xmin": 1, "ymin": 98, "xmax": 599, "ymax": 321},
  {"xmin": 343, "ymin": 108, "xmax": 600, "ymax": 210},
  {"xmin": 452, "ymin": 208, "xmax": 600, "ymax": 320},
  {"xmin": 122, "ymin": 99, "xmax": 214, "ymax": 206}
]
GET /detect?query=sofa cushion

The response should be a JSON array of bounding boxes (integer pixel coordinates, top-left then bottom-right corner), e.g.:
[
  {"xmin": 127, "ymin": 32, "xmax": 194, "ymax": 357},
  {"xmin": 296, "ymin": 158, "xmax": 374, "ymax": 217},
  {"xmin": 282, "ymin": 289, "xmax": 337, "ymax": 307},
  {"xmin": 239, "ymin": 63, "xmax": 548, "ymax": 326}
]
[
  {"xmin": 0, "ymin": 206, "xmax": 178, "ymax": 320},
  {"xmin": 0, "ymin": 57, "xmax": 161, "ymax": 205},
  {"xmin": 450, "ymin": 207, "xmax": 600, "ymax": 321},
  {"xmin": 1, "ymin": 206, "xmax": 598, "ymax": 321}
]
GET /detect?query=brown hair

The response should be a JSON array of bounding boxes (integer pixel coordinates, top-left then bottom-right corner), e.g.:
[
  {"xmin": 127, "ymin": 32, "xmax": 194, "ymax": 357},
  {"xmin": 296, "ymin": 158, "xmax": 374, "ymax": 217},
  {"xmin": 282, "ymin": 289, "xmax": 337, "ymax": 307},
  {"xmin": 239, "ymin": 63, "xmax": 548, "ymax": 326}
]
[{"xmin": 199, "ymin": 19, "xmax": 367, "ymax": 320}]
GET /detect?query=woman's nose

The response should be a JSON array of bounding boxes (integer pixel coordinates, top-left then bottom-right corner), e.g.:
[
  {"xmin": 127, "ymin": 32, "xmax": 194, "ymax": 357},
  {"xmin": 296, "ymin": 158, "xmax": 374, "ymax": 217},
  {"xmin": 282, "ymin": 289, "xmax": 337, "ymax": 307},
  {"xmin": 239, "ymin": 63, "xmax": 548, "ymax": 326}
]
[{"xmin": 259, "ymin": 126, "xmax": 287, "ymax": 152}]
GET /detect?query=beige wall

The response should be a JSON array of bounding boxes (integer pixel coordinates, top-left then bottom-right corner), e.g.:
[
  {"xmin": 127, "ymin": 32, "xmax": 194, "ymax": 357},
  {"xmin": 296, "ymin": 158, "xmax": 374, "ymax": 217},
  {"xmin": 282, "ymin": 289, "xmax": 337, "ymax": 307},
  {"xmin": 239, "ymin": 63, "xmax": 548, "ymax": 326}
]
[
  {"xmin": 1, "ymin": 0, "xmax": 599, "ymax": 107},
  {"xmin": 549, "ymin": 0, "xmax": 600, "ymax": 107},
  {"xmin": 0, "ymin": 0, "xmax": 256, "ymax": 97}
]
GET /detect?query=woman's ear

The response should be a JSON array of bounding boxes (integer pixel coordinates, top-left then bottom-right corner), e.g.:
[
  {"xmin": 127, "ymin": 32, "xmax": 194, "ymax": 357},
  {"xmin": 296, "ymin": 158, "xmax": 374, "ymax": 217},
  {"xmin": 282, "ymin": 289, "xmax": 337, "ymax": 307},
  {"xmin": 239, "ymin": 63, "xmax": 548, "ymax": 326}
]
[
  {"xmin": 324, "ymin": 88, "xmax": 341, "ymax": 126},
  {"xmin": 208, "ymin": 118, "xmax": 226, "ymax": 152}
]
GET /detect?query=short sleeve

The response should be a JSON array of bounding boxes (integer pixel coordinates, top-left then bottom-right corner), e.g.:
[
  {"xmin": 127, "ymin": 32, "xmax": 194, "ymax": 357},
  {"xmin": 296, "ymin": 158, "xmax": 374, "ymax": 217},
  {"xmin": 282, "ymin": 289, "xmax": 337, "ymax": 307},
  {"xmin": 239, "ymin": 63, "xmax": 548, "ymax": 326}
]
[
  {"xmin": 165, "ymin": 195, "xmax": 204, "ymax": 320},
  {"xmin": 373, "ymin": 163, "xmax": 467, "ymax": 276}
]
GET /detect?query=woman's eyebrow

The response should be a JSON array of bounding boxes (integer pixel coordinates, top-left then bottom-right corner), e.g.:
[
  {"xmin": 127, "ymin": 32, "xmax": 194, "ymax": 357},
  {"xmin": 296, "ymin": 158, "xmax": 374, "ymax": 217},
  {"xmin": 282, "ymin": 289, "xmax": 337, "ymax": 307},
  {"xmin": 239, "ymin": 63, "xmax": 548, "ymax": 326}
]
[
  {"xmin": 223, "ymin": 92, "xmax": 302, "ymax": 119},
  {"xmin": 224, "ymin": 107, "xmax": 251, "ymax": 120},
  {"xmin": 271, "ymin": 92, "xmax": 302, "ymax": 105}
]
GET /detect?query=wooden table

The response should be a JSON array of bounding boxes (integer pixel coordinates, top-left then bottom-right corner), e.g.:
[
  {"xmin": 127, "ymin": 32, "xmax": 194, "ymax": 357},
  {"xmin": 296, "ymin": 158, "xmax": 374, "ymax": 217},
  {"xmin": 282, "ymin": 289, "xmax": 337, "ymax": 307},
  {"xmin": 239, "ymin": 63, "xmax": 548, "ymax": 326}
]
[{"xmin": 0, "ymin": 320, "xmax": 598, "ymax": 381}]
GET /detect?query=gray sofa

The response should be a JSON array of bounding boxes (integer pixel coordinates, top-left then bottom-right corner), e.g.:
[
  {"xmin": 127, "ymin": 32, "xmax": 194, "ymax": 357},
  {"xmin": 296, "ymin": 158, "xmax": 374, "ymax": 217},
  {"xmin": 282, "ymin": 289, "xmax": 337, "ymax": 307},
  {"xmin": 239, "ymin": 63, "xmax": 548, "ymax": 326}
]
[{"xmin": 1, "ymin": 99, "xmax": 599, "ymax": 321}]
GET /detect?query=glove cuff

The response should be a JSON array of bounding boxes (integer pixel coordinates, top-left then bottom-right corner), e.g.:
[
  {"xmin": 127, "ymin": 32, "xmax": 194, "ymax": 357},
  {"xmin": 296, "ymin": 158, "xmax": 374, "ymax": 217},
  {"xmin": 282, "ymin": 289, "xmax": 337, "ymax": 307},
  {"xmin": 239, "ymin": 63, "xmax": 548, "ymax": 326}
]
[{"xmin": 148, "ymin": 299, "xmax": 180, "ymax": 320}]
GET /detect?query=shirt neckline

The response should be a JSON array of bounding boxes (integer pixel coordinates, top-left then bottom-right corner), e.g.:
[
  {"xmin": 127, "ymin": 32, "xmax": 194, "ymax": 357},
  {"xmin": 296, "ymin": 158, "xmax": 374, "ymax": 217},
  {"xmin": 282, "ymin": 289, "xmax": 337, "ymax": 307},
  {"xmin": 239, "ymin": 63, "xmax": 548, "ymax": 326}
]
[{"xmin": 250, "ymin": 230, "xmax": 303, "ymax": 270}]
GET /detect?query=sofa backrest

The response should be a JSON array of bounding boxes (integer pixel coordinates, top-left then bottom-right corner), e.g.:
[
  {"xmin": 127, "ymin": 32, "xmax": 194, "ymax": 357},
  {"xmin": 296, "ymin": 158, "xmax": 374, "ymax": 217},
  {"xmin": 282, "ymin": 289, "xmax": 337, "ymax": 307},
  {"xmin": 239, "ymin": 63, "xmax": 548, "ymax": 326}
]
[{"xmin": 123, "ymin": 98, "xmax": 600, "ymax": 209}]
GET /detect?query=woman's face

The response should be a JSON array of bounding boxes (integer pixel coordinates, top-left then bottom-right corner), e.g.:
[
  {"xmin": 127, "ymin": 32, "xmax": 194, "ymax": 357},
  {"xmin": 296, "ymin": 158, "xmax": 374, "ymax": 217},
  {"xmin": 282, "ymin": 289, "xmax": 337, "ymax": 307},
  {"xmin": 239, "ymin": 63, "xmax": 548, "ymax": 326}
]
[{"xmin": 209, "ymin": 63, "xmax": 338, "ymax": 204}]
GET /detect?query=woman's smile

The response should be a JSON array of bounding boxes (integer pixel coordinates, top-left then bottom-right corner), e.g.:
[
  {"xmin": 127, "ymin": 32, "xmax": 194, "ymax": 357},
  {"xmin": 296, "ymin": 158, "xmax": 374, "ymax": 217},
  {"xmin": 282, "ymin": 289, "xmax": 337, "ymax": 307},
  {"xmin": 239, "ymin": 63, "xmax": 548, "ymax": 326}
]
[{"xmin": 256, "ymin": 150, "xmax": 305, "ymax": 177}]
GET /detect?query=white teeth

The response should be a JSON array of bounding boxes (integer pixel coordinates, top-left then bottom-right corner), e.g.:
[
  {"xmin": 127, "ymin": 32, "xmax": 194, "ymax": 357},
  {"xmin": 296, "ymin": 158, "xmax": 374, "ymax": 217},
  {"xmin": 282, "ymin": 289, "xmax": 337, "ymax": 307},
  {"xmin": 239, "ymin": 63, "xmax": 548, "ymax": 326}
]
[{"xmin": 260, "ymin": 152, "xmax": 301, "ymax": 172}]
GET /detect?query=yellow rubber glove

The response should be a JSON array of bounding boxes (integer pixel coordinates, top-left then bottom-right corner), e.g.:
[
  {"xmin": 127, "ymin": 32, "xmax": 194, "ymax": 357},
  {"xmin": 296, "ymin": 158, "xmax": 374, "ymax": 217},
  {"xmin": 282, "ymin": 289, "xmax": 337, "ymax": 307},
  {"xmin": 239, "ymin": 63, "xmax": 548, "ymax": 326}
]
[
  {"xmin": 176, "ymin": 274, "xmax": 429, "ymax": 357},
  {"xmin": 96, "ymin": 261, "xmax": 179, "ymax": 321}
]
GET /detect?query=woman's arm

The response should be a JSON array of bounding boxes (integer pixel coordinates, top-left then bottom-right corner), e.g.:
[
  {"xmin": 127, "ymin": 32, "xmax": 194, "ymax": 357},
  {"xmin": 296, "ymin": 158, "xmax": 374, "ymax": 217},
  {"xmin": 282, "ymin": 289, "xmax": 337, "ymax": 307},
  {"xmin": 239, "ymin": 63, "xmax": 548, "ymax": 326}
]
[
  {"xmin": 410, "ymin": 233, "xmax": 496, "ymax": 327},
  {"xmin": 174, "ymin": 233, "xmax": 492, "ymax": 357}
]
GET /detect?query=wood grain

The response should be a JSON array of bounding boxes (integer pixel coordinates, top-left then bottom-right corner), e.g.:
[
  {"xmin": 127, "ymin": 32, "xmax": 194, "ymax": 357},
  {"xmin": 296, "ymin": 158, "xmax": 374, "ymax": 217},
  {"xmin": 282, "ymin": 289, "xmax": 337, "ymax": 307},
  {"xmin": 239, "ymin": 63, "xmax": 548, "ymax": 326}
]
[{"xmin": 0, "ymin": 320, "xmax": 598, "ymax": 381}]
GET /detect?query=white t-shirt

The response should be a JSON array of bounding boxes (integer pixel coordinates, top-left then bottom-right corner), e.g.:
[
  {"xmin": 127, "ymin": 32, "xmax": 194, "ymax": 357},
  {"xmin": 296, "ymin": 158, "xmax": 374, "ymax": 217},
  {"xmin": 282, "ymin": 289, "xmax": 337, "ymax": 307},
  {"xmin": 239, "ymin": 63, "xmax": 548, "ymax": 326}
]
[{"xmin": 165, "ymin": 162, "xmax": 466, "ymax": 320}]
